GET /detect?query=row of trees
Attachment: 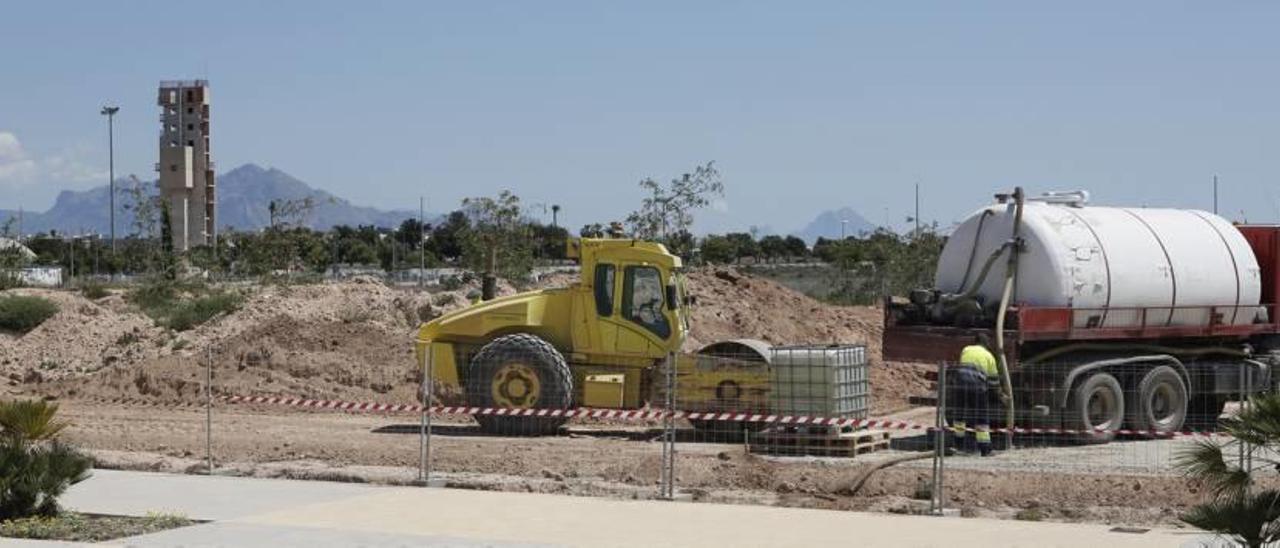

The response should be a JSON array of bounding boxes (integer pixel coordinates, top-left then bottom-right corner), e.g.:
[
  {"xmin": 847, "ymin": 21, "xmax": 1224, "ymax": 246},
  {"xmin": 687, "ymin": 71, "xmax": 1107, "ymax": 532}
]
[{"xmin": 4, "ymin": 163, "xmax": 944, "ymax": 305}]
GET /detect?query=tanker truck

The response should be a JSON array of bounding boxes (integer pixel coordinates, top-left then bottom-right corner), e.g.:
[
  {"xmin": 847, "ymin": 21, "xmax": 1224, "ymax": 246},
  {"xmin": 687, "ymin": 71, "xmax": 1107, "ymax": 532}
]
[{"xmin": 884, "ymin": 188, "xmax": 1280, "ymax": 442}]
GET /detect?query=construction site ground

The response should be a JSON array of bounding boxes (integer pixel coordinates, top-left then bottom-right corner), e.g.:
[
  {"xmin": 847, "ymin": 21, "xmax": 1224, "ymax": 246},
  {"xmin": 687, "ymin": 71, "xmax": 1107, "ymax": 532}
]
[{"xmin": 0, "ymin": 268, "xmax": 1229, "ymax": 530}]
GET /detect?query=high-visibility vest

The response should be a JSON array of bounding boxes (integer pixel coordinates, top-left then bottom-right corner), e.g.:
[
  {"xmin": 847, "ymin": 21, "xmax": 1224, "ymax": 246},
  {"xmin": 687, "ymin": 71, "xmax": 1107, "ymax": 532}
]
[{"xmin": 959, "ymin": 345, "xmax": 999, "ymax": 378}]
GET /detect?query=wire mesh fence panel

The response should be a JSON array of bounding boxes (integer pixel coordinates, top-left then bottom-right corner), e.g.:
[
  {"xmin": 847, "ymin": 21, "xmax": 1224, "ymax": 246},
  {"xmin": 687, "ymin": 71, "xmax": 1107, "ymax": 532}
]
[
  {"xmin": 674, "ymin": 343, "xmax": 885, "ymax": 459},
  {"xmin": 934, "ymin": 359, "xmax": 1270, "ymax": 477}
]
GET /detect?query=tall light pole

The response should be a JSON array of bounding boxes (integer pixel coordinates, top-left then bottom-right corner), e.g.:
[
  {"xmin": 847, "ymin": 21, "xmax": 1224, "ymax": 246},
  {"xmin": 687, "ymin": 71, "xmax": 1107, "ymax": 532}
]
[
  {"xmin": 914, "ymin": 182, "xmax": 920, "ymax": 237},
  {"xmin": 100, "ymin": 106, "xmax": 120, "ymax": 254},
  {"xmin": 1213, "ymin": 175, "xmax": 1219, "ymax": 215}
]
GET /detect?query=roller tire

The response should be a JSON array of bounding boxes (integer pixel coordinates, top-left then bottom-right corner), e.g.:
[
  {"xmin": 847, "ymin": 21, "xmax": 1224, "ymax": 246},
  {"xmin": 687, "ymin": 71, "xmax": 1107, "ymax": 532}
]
[
  {"xmin": 1125, "ymin": 365, "xmax": 1188, "ymax": 437},
  {"xmin": 1066, "ymin": 372, "xmax": 1124, "ymax": 444},
  {"xmin": 466, "ymin": 334, "xmax": 573, "ymax": 436}
]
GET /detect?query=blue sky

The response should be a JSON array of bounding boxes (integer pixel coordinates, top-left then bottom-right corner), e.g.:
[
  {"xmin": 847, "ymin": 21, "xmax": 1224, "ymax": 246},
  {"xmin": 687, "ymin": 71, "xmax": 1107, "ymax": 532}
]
[{"xmin": 1, "ymin": 1, "xmax": 1277, "ymax": 234}]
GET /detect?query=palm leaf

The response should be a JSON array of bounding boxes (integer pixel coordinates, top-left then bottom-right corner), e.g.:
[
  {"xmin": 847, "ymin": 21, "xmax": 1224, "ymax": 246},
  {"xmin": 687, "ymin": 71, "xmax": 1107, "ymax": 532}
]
[
  {"xmin": 1175, "ymin": 438, "xmax": 1252, "ymax": 501},
  {"xmin": 1182, "ymin": 490, "xmax": 1280, "ymax": 548},
  {"xmin": 0, "ymin": 400, "xmax": 68, "ymax": 442}
]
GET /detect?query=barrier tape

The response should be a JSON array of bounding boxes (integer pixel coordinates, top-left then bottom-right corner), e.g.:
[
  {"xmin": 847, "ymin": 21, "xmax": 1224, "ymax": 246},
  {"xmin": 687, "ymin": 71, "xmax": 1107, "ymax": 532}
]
[{"xmin": 79, "ymin": 395, "xmax": 1227, "ymax": 438}]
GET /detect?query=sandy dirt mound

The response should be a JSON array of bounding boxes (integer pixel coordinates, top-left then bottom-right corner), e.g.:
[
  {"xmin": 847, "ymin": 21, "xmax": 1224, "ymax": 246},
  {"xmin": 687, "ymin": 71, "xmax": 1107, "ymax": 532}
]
[
  {"xmin": 684, "ymin": 268, "xmax": 930, "ymax": 412},
  {"xmin": 29, "ymin": 277, "xmax": 519, "ymax": 405},
  {"xmin": 16, "ymin": 269, "xmax": 925, "ymax": 413},
  {"xmin": 0, "ymin": 288, "xmax": 168, "ymax": 382}
]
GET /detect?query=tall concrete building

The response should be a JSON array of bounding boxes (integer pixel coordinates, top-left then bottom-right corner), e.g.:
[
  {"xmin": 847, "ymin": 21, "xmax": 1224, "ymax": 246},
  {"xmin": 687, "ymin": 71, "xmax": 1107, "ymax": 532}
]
[{"xmin": 156, "ymin": 80, "xmax": 215, "ymax": 251}]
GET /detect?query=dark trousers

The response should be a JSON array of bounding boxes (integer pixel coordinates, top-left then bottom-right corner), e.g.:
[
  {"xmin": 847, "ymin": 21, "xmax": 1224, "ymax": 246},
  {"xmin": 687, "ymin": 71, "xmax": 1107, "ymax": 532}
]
[{"xmin": 946, "ymin": 366, "xmax": 992, "ymax": 452}]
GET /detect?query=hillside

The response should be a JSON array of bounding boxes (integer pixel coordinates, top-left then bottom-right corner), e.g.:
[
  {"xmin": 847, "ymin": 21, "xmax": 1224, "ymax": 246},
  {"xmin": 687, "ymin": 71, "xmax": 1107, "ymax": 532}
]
[{"xmin": 0, "ymin": 163, "xmax": 426, "ymax": 235}]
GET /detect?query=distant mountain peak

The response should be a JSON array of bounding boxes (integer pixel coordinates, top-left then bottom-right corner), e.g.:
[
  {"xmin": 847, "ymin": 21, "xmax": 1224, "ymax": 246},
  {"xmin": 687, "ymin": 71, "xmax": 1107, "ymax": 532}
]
[
  {"xmin": 0, "ymin": 163, "xmax": 427, "ymax": 236},
  {"xmin": 792, "ymin": 207, "xmax": 877, "ymax": 244}
]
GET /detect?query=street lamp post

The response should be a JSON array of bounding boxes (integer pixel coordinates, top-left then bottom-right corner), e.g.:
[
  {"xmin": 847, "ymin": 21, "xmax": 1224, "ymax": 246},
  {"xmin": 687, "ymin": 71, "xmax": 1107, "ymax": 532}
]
[{"xmin": 100, "ymin": 106, "xmax": 120, "ymax": 254}]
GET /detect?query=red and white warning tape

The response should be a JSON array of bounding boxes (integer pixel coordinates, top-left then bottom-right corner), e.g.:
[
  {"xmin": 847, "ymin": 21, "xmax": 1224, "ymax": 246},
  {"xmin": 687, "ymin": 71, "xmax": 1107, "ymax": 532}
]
[{"xmin": 81, "ymin": 394, "xmax": 1226, "ymax": 438}]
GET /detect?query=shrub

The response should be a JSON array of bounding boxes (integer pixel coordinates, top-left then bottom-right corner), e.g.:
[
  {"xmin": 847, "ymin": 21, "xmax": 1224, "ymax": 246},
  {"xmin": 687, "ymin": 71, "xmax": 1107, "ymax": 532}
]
[
  {"xmin": 127, "ymin": 279, "xmax": 240, "ymax": 332},
  {"xmin": 0, "ymin": 400, "xmax": 91, "ymax": 520},
  {"xmin": 163, "ymin": 293, "xmax": 241, "ymax": 332},
  {"xmin": 0, "ymin": 296, "xmax": 59, "ymax": 334},
  {"xmin": 0, "ymin": 274, "xmax": 23, "ymax": 291},
  {"xmin": 79, "ymin": 283, "xmax": 109, "ymax": 300}
]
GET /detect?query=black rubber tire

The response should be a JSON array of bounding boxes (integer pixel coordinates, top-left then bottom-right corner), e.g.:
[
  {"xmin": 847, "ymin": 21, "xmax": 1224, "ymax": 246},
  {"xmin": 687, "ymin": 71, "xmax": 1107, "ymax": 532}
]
[
  {"xmin": 466, "ymin": 334, "xmax": 573, "ymax": 436},
  {"xmin": 1066, "ymin": 372, "xmax": 1124, "ymax": 444},
  {"xmin": 1125, "ymin": 366, "xmax": 1188, "ymax": 437},
  {"xmin": 1185, "ymin": 395, "xmax": 1226, "ymax": 432}
]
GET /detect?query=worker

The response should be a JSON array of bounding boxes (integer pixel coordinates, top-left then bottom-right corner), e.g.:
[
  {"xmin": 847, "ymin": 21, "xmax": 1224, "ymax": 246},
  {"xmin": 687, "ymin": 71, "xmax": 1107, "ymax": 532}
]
[{"xmin": 949, "ymin": 333, "xmax": 999, "ymax": 456}]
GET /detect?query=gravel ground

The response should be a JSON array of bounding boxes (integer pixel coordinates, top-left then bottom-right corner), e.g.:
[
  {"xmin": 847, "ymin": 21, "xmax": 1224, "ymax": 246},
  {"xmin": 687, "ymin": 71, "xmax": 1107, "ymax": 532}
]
[{"xmin": 48, "ymin": 399, "xmax": 1237, "ymax": 529}]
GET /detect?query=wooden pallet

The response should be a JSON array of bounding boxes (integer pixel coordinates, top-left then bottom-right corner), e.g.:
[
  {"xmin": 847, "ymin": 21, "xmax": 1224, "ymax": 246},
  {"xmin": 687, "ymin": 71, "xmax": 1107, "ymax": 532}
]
[{"xmin": 748, "ymin": 428, "xmax": 891, "ymax": 457}]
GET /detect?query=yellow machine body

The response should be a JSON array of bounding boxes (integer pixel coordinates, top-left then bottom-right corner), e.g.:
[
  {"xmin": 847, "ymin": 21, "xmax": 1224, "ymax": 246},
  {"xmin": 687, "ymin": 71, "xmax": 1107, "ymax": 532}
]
[{"xmin": 414, "ymin": 238, "xmax": 771, "ymax": 412}]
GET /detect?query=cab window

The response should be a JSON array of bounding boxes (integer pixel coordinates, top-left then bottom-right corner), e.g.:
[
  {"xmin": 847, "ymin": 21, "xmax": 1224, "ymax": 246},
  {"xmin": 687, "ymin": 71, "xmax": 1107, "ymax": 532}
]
[
  {"xmin": 594, "ymin": 264, "xmax": 615, "ymax": 316},
  {"xmin": 622, "ymin": 266, "xmax": 670, "ymax": 339}
]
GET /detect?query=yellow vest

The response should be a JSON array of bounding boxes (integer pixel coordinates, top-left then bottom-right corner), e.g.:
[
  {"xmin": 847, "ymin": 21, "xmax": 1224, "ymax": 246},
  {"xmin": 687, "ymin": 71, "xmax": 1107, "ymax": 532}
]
[{"xmin": 959, "ymin": 345, "xmax": 999, "ymax": 378}]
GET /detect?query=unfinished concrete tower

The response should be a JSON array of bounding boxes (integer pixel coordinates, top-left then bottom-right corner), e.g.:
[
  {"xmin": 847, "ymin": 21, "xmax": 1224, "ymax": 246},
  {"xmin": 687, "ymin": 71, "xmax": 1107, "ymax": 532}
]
[{"xmin": 157, "ymin": 80, "xmax": 214, "ymax": 251}]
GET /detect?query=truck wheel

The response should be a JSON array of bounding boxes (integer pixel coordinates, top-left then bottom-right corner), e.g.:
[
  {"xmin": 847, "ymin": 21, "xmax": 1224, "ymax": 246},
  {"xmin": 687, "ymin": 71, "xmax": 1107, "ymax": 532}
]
[
  {"xmin": 1066, "ymin": 372, "xmax": 1124, "ymax": 444},
  {"xmin": 1185, "ymin": 395, "xmax": 1226, "ymax": 432},
  {"xmin": 466, "ymin": 334, "xmax": 573, "ymax": 436},
  {"xmin": 1125, "ymin": 366, "xmax": 1188, "ymax": 437}
]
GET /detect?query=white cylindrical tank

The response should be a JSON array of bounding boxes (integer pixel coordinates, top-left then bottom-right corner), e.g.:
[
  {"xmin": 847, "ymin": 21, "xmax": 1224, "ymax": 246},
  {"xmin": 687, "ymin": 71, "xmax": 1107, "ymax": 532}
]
[{"xmin": 936, "ymin": 194, "xmax": 1262, "ymax": 328}]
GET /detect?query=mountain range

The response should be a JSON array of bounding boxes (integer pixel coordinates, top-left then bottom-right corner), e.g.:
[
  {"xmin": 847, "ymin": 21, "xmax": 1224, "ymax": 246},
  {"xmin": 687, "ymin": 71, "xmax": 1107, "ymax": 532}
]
[
  {"xmin": 2, "ymin": 163, "xmax": 879, "ymax": 243},
  {"xmin": 1, "ymin": 164, "xmax": 420, "ymax": 236},
  {"xmin": 791, "ymin": 206, "xmax": 877, "ymax": 244}
]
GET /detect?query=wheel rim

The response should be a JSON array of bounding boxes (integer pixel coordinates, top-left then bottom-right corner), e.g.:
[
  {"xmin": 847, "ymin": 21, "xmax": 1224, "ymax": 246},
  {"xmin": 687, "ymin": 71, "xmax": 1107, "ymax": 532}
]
[
  {"xmin": 492, "ymin": 362, "xmax": 541, "ymax": 408},
  {"xmin": 1086, "ymin": 386, "xmax": 1118, "ymax": 430},
  {"xmin": 1149, "ymin": 381, "xmax": 1178, "ymax": 427}
]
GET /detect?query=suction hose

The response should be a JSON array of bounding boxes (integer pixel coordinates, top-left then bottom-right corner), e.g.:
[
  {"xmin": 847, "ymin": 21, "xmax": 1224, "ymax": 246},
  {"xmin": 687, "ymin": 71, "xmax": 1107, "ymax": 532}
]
[{"xmin": 994, "ymin": 187, "xmax": 1024, "ymax": 447}]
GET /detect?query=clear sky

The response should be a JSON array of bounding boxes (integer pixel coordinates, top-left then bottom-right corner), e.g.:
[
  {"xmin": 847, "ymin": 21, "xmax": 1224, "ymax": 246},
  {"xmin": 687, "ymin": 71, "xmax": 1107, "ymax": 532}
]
[{"xmin": 1, "ymin": 1, "xmax": 1277, "ymax": 234}]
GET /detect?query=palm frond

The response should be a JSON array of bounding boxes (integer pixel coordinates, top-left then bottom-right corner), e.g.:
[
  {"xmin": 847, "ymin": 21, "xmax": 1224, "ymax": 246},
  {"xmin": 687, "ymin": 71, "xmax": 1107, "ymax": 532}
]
[
  {"xmin": 1175, "ymin": 439, "xmax": 1252, "ymax": 501},
  {"xmin": 1224, "ymin": 393, "xmax": 1280, "ymax": 447},
  {"xmin": 0, "ymin": 400, "xmax": 68, "ymax": 442},
  {"xmin": 1182, "ymin": 490, "xmax": 1280, "ymax": 548}
]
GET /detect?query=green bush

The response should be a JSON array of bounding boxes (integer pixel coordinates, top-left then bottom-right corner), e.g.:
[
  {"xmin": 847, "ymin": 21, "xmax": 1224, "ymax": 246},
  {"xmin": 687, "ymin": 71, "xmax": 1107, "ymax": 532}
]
[
  {"xmin": 0, "ymin": 400, "xmax": 91, "ymax": 520},
  {"xmin": 127, "ymin": 280, "xmax": 240, "ymax": 331},
  {"xmin": 0, "ymin": 274, "xmax": 23, "ymax": 291},
  {"xmin": 0, "ymin": 296, "xmax": 59, "ymax": 334},
  {"xmin": 79, "ymin": 283, "xmax": 109, "ymax": 300},
  {"xmin": 163, "ymin": 293, "xmax": 242, "ymax": 332}
]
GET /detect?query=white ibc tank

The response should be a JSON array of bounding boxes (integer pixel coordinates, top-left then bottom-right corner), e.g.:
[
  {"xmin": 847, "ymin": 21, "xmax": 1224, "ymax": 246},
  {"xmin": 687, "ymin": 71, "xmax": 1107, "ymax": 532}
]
[{"xmin": 937, "ymin": 193, "xmax": 1263, "ymax": 328}]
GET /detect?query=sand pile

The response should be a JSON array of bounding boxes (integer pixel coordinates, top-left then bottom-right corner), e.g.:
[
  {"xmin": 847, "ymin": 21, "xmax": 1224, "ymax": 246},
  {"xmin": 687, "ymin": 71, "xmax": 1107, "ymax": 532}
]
[
  {"xmin": 20, "ymin": 277, "xmax": 519, "ymax": 404},
  {"xmin": 684, "ymin": 268, "xmax": 929, "ymax": 412},
  {"xmin": 0, "ymin": 288, "xmax": 168, "ymax": 382},
  {"xmin": 14, "ymin": 269, "xmax": 925, "ymax": 412}
]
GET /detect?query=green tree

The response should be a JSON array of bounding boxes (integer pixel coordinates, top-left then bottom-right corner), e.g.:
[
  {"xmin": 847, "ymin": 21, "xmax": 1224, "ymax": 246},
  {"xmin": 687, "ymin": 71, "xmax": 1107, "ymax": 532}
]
[
  {"xmin": 759, "ymin": 235, "xmax": 787, "ymax": 263},
  {"xmin": 431, "ymin": 211, "xmax": 469, "ymax": 260},
  {"xmin": 461, "ymin": 191, "xmax": 531, "ymax": 298},
  {"xmin": 783, "ymin": 235, "xmax": 809, "ymax": 260},
  {"xmin": 1176, "ymin": 393, "xmax": 1280, "ymax": 547},
  {"xmin": 724, "ymin": 233, "xmax": 758, "ymax": 263},
  {"xmin": 625, "ymin": 162, "xmax": 724, "ymax": 244},
  {"xmin": 700, "ymin": 235, "xmax": 736, "ymax": 264}
]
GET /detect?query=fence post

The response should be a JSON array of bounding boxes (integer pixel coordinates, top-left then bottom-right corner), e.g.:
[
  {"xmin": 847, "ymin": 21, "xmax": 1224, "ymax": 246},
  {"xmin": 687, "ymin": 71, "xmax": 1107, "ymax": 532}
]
[
  {"xmin": 417, "ymin": 345, "xmax": 434, "ymax": 485},
  {"xmin": 930, "ymin": 361, "xmax": 947, "ymax": 515},
  {"xmin": 660, "ymin": 351, "xmax": 677, "ymax": 500},
  {"xmin": 205, "ymin": 345, "xmax": 214, "ymax": 475}
]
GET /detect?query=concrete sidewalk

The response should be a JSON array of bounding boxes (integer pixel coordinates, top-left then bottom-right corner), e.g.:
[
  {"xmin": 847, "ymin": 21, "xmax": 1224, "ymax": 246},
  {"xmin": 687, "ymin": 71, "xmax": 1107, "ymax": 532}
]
[{"xmin": 56, "ymin": 469, "xmax": 1216, "ymax": 547}]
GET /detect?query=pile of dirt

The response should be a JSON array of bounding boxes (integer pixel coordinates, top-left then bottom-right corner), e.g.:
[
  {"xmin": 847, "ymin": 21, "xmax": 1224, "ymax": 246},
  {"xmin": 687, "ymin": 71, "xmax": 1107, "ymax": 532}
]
[
  {"xmin": 12, "ymin": 268, "xmax": 925, "ymax": 413},
  {"xmin": 684, "ymin": 268, "xmax": 930, "ymax": 412},
  {"xmin": 20, "ymin": 277, "xmax": 519, "ymax": 404},
  {"xmin": 0, "ymin": 288, "xmax": 168, "ymax": 383}
]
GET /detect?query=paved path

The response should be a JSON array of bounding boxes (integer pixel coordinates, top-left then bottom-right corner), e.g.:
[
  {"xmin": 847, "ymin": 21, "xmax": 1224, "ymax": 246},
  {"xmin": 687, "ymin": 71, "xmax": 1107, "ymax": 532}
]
[{"xmin": 53, "ymin": 469, "xmax": 1219, "ymax": 547}]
